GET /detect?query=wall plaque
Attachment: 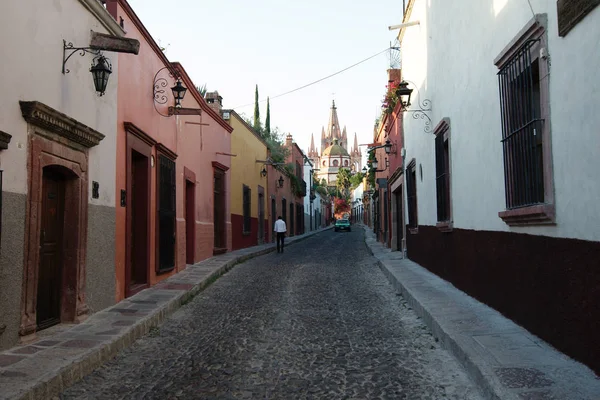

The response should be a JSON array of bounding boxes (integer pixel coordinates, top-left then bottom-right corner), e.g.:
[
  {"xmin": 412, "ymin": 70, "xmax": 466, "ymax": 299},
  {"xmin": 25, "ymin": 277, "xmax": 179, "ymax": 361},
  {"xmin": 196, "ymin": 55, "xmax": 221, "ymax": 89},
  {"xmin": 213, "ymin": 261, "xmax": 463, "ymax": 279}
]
[{"xmin": 557, "ymin": 0, "xmax": 600, "ymax": 37}]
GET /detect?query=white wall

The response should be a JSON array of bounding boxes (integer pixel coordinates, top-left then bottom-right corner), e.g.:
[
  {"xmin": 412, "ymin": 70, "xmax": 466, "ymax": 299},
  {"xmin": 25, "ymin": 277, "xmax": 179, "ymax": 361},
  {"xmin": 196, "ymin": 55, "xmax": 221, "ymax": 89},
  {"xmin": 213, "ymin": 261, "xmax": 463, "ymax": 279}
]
[
  {"xmin": 0, "ymin": 0, "xmax": 122, "ymax": 207},
  {"xmin": 401, "ymin": 0, "xmax": 600, "ymax": 241}
]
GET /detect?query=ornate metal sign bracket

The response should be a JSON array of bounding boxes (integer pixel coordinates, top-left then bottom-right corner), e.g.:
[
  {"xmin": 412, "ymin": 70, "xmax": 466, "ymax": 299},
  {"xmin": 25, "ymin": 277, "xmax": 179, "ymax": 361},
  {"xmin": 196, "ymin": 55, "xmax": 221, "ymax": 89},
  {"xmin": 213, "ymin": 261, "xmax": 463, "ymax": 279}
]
[
  {"xmin": 62, "ymin": 40, "xmax": 101, "ymax": 74},
  {"xmin": 402, "ymin": 80, "xmax": 432, "ymax": 133}
]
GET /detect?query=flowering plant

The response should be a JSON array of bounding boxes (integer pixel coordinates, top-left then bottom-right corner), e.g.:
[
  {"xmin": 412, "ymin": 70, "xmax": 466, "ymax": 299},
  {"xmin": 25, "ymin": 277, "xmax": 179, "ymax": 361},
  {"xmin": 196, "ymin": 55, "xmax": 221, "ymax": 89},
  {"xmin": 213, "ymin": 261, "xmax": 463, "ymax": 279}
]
[{"xmin": 381, "ymin": 81, "xmax": 400, "ymax": 114}]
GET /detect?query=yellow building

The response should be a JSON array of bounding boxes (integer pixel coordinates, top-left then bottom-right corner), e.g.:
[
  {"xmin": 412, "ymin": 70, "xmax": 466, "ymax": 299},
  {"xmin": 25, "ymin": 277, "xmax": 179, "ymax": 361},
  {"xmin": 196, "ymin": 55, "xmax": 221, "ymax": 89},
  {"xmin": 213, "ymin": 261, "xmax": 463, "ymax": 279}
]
[{"xmin": 223, "ymin": 108, "xmax": 269, "ymax": 249}]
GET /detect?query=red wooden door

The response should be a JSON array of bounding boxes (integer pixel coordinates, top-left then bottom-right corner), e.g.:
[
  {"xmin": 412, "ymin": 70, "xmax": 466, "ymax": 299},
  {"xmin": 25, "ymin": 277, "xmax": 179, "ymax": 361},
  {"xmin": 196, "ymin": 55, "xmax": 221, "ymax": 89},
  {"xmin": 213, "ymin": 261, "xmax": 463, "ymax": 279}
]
[
  {"xmin": 185, "ymin": 180, "xmax": 195, "ymax": 264},
  {"xmin": 36, "ymin": 170, "xmax": 65, "ymax": 330}
]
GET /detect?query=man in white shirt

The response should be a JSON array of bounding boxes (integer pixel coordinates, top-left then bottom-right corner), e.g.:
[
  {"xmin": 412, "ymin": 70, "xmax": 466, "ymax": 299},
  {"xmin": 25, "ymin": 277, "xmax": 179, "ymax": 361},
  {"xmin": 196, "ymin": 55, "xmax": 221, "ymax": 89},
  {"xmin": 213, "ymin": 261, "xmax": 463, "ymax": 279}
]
[{"xmin": 273, "ymin": 216, "xmax": 287, "ymax": 253}]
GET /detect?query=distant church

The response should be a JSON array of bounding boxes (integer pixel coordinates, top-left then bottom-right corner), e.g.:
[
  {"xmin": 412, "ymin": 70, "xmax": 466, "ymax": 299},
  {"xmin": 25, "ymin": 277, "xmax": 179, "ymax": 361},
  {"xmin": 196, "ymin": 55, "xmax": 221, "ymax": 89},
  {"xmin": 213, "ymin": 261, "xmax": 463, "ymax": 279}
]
[{"xmin": 307, "ymin": 101, "xmax": 362, "ymax": 186}]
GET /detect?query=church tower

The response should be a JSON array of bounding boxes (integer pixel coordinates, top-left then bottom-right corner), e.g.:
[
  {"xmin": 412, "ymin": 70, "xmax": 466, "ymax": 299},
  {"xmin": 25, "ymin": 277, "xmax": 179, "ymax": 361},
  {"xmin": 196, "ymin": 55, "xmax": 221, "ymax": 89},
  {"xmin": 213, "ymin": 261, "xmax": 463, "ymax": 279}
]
[{"xmin": 311, "ymin": 101, "xmax": 362, "ymax": 184}]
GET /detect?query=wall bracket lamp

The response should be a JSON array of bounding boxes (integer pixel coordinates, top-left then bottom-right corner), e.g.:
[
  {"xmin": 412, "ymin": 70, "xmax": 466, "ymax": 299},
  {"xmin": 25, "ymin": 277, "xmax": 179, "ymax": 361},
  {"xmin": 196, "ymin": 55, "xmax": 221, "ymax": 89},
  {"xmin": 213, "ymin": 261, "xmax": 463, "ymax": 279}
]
[
  {"xmin": 277, "ymin": 175, "xmax": 285, "ymax": 188},
  {"xmin": 396, "ymin": 80, "xmax": 432, "ymax": 133},
  {"xmin": 260, "ymin": 167, "xmax": 267, "ymax": 178},
  {"xmin": 62, "ymin": 40, "xmax": 112, "ymax": 96},
  {"xmin": 153, "ymin": 66, "xmax": 188, "ymax": 117},
  {"xmin": 367, "ymin": 139, "xmax": 393, "ymax": 155}
]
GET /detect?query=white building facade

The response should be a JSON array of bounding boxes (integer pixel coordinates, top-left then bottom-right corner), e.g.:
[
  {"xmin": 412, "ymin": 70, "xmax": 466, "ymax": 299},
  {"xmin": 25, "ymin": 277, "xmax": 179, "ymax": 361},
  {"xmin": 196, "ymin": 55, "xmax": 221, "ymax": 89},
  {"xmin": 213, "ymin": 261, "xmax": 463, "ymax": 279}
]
[
  {"xmin": 0, "ymin": 0, "xmax": 129, "ymax": 350},
  {"xmin": 398, "ymin": 0, "xmax": 600, "ymax": 373}
]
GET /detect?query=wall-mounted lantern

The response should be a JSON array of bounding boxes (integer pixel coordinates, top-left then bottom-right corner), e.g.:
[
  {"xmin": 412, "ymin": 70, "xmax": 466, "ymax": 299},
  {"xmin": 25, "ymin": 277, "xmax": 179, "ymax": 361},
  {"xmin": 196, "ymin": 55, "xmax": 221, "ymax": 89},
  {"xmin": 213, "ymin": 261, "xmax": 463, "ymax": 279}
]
[
  {"xmin": 260, "ymin": 167, "xmax": 267, "ymax": 178},
  {"xmin": 62, "ymin": 41, "xmax": 112, "ymax": 96},
  {"xmin": 89, "ymin": 55, "xmax": 112, "ymax": 96},
  {"xmin": 171, "ymin": 79, "xmax": 187, "ymax": 109},
  {"xmin": 153, "ymin": 67, "xmax": 189, "ymax": 117},
  {"xmin": 278, "ymin": 175, "xmax": 285, "ymax": 188},
  {"xmin": 395, "ymin": 79, "xmax": 432, "ymax": 133}
]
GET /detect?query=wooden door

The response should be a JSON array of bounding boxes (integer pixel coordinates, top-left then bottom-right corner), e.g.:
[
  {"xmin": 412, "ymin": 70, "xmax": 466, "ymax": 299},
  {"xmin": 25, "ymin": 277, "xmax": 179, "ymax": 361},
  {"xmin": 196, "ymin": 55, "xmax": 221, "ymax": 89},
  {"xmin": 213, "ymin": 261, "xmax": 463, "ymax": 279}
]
[
  {"xmin": 36, "ymin": 169, "xmax": 65, "ymax": 330},
  {"xmin": 185, "ymin": 180, "xmax": 195, "ymax": 264},
  {"xmin": 258, "ymin": 193, "xmax": 264, "ymax": 243},
  {"xmin": 128, "ymin": 151, "xmax": 149, "ymax": 295},
  {"xmin": 213, "ymin": 170, "xmax": 225, "ymax": 250},
  {"xmin": 396, "ymin": 188, "xmax": 404, "ymax": 251}
]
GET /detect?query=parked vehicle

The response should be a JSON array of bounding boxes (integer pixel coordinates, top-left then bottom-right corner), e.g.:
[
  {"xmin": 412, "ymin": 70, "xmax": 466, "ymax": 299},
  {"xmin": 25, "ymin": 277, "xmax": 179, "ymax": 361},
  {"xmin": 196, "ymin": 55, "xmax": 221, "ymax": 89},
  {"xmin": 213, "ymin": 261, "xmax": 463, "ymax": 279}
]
[{"xmin": 334, "ymin": 219, "xmax": 351, "ymax": 232}]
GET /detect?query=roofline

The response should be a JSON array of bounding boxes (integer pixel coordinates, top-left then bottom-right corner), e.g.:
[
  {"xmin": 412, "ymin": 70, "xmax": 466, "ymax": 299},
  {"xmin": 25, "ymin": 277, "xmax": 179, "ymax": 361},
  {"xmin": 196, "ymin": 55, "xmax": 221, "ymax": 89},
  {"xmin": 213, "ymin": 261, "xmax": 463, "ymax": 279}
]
[
  {"xmin": 116, "ymin": 0, "xmax": 232, "ymax": 133},
  {"xmin": 225, "ymin": 110, "xmax": 269, "ymax": 147}
]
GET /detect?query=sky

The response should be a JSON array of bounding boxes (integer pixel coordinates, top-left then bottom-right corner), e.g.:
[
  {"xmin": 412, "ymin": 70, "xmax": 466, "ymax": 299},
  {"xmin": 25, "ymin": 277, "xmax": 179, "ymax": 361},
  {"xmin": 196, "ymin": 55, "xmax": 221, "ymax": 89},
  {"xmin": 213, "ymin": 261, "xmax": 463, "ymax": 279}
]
[{"xmin": 127, "ymin": 0, "xmax": 404, "ymax": 160}]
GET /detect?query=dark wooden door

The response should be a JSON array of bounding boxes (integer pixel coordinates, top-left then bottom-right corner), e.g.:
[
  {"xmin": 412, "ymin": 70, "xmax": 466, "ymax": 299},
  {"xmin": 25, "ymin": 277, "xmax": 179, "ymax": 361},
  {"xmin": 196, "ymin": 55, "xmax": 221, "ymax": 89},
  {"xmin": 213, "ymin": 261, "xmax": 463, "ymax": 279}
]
[
  {"xmin": 396, "ymin": 188, "xmax": 404, "ymax": 251},
  {"xmin": 186, "ymin": 180, "xmax": 195, "ymax": 264},
  {"xmin": 128, "ymin": 151, "xmax": 149, "ymax": 295},
  {"xmin": 213, "ymin": 170, "xmax": 225, "ymax": 249},
  {"xmin": 271, "ymin": 198, "xmax": 276, "ymax": 242},
  {"xmin": 37, "ymin": 170, "xmax": 65, "ymax": 330},
  {"xmin": 258, "ymin": 193, "xmax": 264, "ymax": 243}
]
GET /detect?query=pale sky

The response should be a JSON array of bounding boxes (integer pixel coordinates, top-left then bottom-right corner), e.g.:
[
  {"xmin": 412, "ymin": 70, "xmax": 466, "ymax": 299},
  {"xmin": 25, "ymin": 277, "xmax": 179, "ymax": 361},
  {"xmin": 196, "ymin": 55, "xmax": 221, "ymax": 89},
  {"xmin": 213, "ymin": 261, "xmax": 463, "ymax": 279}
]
[{"xmin": 127, "ymin": 0, "xmax": 404, "ymax": 160}]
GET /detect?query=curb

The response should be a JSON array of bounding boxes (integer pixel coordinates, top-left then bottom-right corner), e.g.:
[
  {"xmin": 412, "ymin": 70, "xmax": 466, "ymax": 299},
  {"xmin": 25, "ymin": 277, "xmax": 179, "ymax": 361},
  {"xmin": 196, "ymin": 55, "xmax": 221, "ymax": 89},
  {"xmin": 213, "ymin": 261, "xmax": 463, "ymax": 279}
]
[
  {"xmin": 2, "ymin": 226, "xmax": 333, "ymax": 400},
  {"xmin": 360, "ymin": 224, "xmax": 600, "ymax": 400}
]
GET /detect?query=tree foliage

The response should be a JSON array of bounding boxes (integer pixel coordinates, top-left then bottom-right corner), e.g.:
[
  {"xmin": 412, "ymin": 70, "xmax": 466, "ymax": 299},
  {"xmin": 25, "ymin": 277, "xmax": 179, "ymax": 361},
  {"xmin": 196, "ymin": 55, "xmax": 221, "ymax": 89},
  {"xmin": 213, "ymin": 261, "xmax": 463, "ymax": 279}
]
[
  {"xmin": 253, "ymin": 85, "xmax": 260, "ymax": 132},
  {"xmin": 196, "ymin": 84, "xmax": 207, "ymax": 98},
  {"xmin": 350, "ymin": 172, "xmax": 365, "ymax": 190},
  {"xmin": 265, "ymin": 97, "xmax": 271, "ymax": 135},
  {"xmin": 336, "ymin": 168, "xmax": 352, "ymax": 200}
]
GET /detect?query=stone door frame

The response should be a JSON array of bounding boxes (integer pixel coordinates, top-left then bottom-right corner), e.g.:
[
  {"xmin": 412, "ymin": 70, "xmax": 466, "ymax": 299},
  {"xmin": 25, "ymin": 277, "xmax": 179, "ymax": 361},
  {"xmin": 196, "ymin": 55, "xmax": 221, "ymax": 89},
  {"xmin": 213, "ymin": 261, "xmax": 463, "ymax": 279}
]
[{"xmin": 18, "ymin": 101, "xmax": 104, "ymax": 338}]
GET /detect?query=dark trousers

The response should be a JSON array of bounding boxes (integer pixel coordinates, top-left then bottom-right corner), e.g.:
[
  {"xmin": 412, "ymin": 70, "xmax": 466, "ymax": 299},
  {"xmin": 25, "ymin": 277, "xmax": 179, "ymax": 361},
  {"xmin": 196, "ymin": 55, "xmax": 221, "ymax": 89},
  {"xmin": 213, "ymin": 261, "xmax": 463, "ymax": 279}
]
[{"xmin": 276, "ymin": 232, "xmax": 285, "ymax": 252}]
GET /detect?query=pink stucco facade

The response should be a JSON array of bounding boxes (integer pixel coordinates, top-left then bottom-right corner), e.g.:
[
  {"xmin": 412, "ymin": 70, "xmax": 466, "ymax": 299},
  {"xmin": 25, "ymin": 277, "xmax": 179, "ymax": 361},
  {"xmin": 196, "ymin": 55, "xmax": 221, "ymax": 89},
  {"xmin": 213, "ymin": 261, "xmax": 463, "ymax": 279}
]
[{"xmin": 107, "ymin": 0, "xmax": 232, "ymax": 301}]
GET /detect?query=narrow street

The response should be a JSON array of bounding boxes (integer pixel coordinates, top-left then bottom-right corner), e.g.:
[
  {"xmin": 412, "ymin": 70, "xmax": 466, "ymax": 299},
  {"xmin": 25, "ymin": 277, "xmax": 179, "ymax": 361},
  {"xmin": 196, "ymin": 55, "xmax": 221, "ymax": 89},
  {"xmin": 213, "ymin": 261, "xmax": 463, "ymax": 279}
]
[{"xmin": 60, "ymin": 229, "xmax": 482, "ymax": 399}]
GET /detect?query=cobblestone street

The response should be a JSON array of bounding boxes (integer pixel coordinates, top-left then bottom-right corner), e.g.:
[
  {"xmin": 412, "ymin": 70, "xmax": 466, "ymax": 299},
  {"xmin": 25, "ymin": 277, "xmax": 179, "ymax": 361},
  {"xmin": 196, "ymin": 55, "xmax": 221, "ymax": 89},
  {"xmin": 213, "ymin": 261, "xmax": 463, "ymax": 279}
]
[{"xmin": 60, "ymin": 229, "xmax": 482, "ymax": 399}]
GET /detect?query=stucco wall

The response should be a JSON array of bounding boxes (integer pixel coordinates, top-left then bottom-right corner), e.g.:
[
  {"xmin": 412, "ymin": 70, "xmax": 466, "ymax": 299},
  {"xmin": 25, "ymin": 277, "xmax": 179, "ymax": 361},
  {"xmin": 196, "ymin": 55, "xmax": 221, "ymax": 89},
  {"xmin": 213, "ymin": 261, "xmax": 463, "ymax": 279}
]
[
  {"xmin": 401, "ymin": 0, "xmax": 600, "ymax": 241},
  {"xmin": 0, "ymin": 193, "xmax": 26, "ymax": 350},
  {"xmin": 0, "ymin": 0, "xmax": 119, "ymax": 200},
  {"xmin": 229, "ymin": 114, "xmax": 268, "ymax": 217}
]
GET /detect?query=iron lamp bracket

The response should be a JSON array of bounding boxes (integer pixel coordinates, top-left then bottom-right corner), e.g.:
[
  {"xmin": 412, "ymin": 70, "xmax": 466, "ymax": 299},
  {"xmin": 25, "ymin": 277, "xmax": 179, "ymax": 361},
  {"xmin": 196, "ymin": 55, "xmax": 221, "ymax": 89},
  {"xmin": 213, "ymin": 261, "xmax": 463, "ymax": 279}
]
[{"xmin": 62, "ymin": 40, "xmax": 102, "ymax": 74}]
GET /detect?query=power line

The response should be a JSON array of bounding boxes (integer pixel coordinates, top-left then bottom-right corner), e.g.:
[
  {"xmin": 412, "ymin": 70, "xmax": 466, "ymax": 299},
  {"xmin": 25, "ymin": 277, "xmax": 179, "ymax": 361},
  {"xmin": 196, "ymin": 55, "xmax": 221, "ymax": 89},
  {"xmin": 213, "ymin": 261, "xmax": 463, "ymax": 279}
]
[{"xmin": 232, "ymin": 48, "xmax": 391, "ymax": 110}]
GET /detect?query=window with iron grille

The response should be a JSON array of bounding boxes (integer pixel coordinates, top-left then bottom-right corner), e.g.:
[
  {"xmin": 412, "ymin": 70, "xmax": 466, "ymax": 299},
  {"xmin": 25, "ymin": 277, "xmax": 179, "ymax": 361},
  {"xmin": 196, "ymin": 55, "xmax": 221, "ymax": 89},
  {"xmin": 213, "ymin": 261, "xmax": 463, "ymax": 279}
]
[
  {"xmin": 157, "ymin": 154, "xmax": 176, "ymax": 273},
  {"xmin": 435, "ymin": 120, "xmax": 451, "ymax": 223},
  {"xmin": 282, "ymin": 198, "xmax": 287, "ymax": 223},
  {"xmin": 406, "ymin": 160, "xmax": 418, "ymax": 229},
  {"xmin": 495, "ymin": 16, "xmax": 553, "ymax": 225},
  {"xmin": 243, "ymin": 185, "xmax": 251, "ymax": 233}
]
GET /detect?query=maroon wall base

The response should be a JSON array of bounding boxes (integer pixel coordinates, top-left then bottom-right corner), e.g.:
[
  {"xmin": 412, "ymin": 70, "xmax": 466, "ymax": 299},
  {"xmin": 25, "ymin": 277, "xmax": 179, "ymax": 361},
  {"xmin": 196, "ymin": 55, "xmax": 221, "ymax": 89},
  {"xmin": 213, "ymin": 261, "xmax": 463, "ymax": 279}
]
[
  {"xmin": 231, "ymin": 214, "xmax": 258, "ymax": 251},
  {"xmin": 406, "ymin": 225, "xmax": 600, "ymax": 375}
]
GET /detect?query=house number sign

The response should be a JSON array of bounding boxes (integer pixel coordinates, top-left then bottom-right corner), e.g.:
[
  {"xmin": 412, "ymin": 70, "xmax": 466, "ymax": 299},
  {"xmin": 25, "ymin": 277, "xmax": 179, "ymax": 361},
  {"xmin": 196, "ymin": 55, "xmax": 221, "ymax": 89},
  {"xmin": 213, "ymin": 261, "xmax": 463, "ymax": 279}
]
[{"xmin": 557, "ymin": 0, "xmax": 600, "ymax": 37}]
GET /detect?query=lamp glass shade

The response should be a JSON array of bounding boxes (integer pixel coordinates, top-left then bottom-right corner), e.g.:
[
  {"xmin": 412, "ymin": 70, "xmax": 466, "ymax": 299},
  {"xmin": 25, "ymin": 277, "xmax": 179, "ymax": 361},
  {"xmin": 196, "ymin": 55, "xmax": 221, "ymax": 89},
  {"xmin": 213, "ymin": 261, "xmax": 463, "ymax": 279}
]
[
  {"xmin": 90, "ymin": 56, "xmax": 112, "ymax": 96},
  {"xmin": 372, "ymin": 159, "xmax": 379, "ymax": 169},
  {"xmin": 384, "ymin": 140, "xmax": 392, "ymax": 154},
  {"xmin": 396, "ymin": 81, "xmax": 413, "ymax": 107},
  {"xmin": 171, "ymin": 79, "xmax": 187, "ymax": 108}
]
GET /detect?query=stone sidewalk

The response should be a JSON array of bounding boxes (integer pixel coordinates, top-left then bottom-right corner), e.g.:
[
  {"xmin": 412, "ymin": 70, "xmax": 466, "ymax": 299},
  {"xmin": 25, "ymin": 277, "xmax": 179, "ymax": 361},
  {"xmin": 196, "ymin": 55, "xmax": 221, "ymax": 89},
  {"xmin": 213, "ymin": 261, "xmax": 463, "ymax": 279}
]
[
  {"xmin": 0, "ymin": 226, "xmax": 332, "ymax": 400},
  {"xmin": 362, "ymin": 225, "xmax": 600, "ymax": 400}
]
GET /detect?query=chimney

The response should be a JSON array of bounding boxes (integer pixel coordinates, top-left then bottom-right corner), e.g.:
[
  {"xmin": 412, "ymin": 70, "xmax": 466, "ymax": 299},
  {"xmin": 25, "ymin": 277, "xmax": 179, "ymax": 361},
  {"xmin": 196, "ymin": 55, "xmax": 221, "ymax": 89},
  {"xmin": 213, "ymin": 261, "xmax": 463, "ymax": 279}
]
[
  {"xmin": 285, "ymin": 133, "xmax": 293, "ymax": 148},
  {"xmin": 387, "ymin": 69, "xmax": 402, "ymax": 85},
  {"xmin": 204, "ymin": 91, "xmax": 223, "ymax": 113}
]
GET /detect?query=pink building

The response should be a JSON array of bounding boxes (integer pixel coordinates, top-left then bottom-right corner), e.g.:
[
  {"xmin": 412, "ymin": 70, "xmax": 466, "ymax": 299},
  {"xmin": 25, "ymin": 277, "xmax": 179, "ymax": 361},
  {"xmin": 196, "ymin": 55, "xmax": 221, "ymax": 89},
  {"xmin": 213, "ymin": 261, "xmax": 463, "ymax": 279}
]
[{"xmin": 106, "ymin": 0, "xmax": 232, "ymax": 301}]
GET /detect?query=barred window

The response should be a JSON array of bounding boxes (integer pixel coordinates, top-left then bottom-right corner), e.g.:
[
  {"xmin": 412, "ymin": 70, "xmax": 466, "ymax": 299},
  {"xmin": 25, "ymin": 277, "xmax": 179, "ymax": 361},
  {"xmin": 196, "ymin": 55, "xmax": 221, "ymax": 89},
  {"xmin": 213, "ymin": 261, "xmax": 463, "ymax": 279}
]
[
  {"xmin": 495, "ymin": 16, "xmax": 554, "ymax": 225},
  {"xmin": 243, "ymin": 185, "xmax": 251, "ymax": 233},
  {"xmin": 435, "ymin": 120, "xmax": 451, "ymax": 222},
  {"xmin": 406, "ymin": 160, "xmax": 418, "ymax": 229},
  {"xmin": 157, "ymin": 154, "xmax": 176, "ymax": 273}
]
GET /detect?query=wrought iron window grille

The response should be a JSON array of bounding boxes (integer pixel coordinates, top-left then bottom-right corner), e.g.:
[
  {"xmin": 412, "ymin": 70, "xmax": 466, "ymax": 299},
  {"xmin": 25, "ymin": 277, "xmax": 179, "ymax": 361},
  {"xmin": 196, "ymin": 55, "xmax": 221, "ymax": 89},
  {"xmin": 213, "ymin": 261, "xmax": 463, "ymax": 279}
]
[{"xmin": 497, "ymin": 38, "xmax": 545, "ymax": 209}]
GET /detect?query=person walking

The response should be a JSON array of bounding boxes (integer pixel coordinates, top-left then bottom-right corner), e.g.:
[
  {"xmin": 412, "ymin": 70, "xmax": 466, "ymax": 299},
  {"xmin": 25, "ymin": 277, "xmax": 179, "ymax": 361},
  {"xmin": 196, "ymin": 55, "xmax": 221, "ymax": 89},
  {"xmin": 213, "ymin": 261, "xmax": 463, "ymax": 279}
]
[{"xmin": 273, "ymin": 216, "xmax": 287, "ymax": 253}]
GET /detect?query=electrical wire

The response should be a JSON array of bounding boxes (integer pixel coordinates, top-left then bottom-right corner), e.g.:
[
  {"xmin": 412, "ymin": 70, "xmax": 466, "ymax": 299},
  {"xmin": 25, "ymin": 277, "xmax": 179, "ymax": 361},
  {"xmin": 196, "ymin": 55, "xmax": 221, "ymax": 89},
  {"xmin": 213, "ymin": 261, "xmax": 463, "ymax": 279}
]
[{"xmin": 231, "ymin": 47, "xmax": 391, "ymax": 110}]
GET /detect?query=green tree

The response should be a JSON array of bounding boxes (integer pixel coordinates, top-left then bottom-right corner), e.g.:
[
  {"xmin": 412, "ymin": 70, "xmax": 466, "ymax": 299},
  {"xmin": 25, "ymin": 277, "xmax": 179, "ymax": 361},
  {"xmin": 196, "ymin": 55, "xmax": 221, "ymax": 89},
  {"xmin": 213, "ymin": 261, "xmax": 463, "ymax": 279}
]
[
  {"xmin": 265, "ymin": 97, "xmax": 271, "ymax": 135},
  {"xmin": 253, "ymin": 85, "xmax": 260, "ymax": 132},
  {"xmin": 336, "ymin": 168, "xmax": 352, "ymax": 199},
  {"xmin": 350, "ymin": 172, "xmax": 365, "ymax": 190}
]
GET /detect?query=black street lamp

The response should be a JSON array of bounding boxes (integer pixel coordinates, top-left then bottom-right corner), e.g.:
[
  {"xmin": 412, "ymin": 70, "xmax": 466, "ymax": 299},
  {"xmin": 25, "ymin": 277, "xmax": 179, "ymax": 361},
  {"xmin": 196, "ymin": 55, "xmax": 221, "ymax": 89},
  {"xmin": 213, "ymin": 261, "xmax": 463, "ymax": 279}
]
[
  {"xmin": 89, "ymin": 55, "xmax": 112, "ymax": 96},
  {"xmin": 396, "ymin": 80, "xmax": 413, "ymax": 109},
  {"xmin": 171, "ymin": 79, "xmax": 187, "ymax": 109}
]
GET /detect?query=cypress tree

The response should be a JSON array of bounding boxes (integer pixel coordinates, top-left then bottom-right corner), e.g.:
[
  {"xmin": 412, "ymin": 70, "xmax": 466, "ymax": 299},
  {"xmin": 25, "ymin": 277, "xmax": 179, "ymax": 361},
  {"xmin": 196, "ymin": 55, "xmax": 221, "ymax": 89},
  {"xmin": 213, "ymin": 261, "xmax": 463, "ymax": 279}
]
[
  {"xmin": 265, "ymin": 97, "xmax": 271, "ymax": 136},
  {"xmin": 253, "ymin": 85, "xmax": 260, "ymax": 131}
]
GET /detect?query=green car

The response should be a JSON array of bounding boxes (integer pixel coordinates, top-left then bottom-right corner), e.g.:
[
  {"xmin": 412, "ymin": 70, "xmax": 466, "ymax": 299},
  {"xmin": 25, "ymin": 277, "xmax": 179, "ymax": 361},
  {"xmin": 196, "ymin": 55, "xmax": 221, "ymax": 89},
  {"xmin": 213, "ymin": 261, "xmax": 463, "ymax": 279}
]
[{"xmin": 334, "ymin": 219, "xmax": 351, "ymax": 232}]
